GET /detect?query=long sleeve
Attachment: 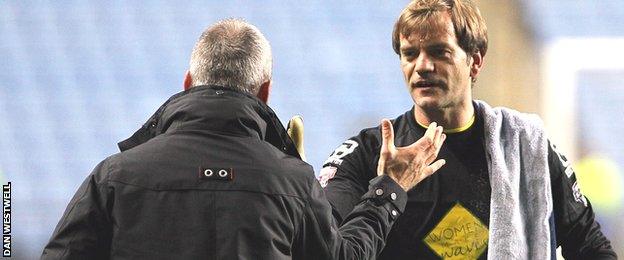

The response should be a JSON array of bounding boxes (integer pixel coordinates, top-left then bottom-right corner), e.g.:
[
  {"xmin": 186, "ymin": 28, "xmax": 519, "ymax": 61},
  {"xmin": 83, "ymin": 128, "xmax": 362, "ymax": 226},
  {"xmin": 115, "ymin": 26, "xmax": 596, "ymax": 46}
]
[
  {"xmin": 295, "ymin": 175, "xmax": 407, "ymax": 260},
  {"xmin": 322, "ymin": 133, "xmax": 380, "ymax": 225},
  {"xmin": 41, "ymin": 161, "xmax": 113, "ymax": 260},
  {"xmin": 548, "ymin": 142, "xmax": 617, "ymax": 259}
]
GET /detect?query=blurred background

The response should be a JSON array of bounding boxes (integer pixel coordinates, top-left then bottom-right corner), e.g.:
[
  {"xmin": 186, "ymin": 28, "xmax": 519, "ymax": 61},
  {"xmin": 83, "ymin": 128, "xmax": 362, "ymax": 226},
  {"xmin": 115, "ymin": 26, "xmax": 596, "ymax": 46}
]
[{"xmin": 1, "ymin": 0, "xmax": 622, "ymax": 258}]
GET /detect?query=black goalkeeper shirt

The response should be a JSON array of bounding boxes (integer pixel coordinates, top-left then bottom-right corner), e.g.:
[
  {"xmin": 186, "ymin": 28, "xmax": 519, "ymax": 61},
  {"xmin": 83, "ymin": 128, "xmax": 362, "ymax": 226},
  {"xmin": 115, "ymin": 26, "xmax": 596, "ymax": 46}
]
[
  {"xmin": 384, "ymin": 108, "xmax": 491, "ymax": 259},
  {"xmin": 320, "ymin": 104, "xmax": 616, "ymax": 259}
]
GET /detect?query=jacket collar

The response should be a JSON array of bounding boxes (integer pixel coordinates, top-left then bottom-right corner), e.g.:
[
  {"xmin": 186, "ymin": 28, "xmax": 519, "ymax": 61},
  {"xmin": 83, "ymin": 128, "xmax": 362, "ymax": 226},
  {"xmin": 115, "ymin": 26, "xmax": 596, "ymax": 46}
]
[{"xmin": 118, "ymin": 85, "xmax": 301, "ymax": 159}]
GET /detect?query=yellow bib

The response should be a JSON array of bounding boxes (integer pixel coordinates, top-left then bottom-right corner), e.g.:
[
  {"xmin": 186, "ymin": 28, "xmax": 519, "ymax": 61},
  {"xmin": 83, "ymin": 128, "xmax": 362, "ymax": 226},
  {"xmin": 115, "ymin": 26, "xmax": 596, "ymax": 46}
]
[{"xmin": 423, "ymin": 202, "xmax": 489, "ymax": 259}]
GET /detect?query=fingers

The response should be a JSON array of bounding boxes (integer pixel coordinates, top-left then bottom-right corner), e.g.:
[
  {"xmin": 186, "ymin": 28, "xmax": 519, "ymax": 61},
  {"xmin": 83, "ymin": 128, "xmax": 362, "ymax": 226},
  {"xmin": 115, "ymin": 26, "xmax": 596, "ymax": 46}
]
[
  {"xmin": 434, "ymin": 133, "xmax": 446, "ymax": 158},
  {"xmin": 380, "ymin": 120, "xmax": 448, "ymax": 186},
  {"xmin": 376, "ymin": 162, "xmax": 385, "ymax": 176},
  {"xmin": 402, "ymin": 157, "xmax": 446, "ymax": 191},
  {"xmin": 411, "ymin": 122, "xmax": 441, "ymax": 151},
  {"xmin": 422, "ymin": 159, "xmax": 446, "ymax": 177},
  {"xmin": 425, "ymin": 122, "xmax": 437, "ymax": 141},
  {"xmin": 432, "ymin": 126, "xmax": 442, "ymax": 148},
  {"xmin": 424, "ymin": 133, "xmax": 446, "ymax": 165},
  {"xmin": 380, "ymin": 119, "xmax": 395, "ymax": 154},
  {"xmin": 437, "ymin": 133, "xmax": 446, "ymax": 150},
  {"xmin": 378, "ymin": 119, "xmax": 395, "ymax": 176},
  {"xmin": 419, "ymin": 124, "xmax": 446, "ymax": 174},
  {"xmin": 415, "ymin": 122, "xmax": 436, "ymax": 150},
  {"xmin": 415, "ymin": 140, "xmax": 437, "ymax": 166}
]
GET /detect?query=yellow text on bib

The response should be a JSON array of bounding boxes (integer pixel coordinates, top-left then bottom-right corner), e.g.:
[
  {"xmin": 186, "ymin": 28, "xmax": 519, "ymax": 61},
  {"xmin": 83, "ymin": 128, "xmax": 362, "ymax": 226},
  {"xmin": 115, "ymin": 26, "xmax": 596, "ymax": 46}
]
[{"xmin": 423, "ymin": 202, "xmax": 489, "ymax": 259}]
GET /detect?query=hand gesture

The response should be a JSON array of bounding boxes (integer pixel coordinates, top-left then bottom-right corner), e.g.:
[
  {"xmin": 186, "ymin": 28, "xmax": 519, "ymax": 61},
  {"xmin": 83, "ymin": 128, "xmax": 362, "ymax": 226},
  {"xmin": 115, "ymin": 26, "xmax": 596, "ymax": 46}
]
[{"xmin": 376, "ymin": 119, "xmax": 446, "ymax": 191}]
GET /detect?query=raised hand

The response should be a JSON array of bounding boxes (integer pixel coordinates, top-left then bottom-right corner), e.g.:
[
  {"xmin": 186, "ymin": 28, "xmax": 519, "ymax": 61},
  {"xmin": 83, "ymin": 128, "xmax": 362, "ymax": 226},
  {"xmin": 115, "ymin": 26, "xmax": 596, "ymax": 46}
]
[{"xmin": 376, "ymin": 119, "xmax": 446, "ymax": 191}]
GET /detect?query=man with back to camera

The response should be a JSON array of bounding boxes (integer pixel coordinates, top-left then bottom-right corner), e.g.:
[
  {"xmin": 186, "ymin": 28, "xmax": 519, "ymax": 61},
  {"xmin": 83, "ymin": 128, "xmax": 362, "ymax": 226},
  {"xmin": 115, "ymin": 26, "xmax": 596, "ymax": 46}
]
[
  {"xmin": 320, "ymin": 0, "xmax": 617, "ymax": 259},
  {"xmin": 41, "ymin": 18, "xmax": 448, "ymax": 259}
]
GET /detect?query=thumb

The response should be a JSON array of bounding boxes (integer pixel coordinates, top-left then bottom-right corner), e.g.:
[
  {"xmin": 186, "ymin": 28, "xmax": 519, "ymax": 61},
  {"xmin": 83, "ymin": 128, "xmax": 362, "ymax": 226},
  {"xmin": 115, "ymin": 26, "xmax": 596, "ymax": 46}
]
[{"xmin": 380, "ymin": 119, "xmax": 395, "ymax": 154}]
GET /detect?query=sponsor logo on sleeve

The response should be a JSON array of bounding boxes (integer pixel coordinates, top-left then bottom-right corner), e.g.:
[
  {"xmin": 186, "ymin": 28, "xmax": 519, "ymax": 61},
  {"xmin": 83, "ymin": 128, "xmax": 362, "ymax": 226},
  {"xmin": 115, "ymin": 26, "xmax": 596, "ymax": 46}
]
[
  {"xmin": 572, "ymin": 181, "xmax": 588, "ymax": 207},
  {"xmin": 550, "ymin": 142, "xmax": 574, "ymax": 178},
  {"xmin": 323, "ymin": 140, "xmax": 359, "ymax": 166}
]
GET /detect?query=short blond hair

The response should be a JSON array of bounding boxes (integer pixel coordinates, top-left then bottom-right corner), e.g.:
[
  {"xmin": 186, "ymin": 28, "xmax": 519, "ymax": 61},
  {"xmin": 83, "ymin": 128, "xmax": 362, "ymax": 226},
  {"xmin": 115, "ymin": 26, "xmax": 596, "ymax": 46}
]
[{"xmin": 392, "ymin": 0, "xmax": 488, "ymax": 57}]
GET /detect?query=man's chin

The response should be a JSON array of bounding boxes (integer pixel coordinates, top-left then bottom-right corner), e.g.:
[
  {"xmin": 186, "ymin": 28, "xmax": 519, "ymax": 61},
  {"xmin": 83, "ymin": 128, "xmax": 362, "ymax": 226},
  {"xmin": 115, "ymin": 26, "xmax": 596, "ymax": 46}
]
[{"xmin": 412, "ymin": 96, "xmax": 443, "ymax": 109}]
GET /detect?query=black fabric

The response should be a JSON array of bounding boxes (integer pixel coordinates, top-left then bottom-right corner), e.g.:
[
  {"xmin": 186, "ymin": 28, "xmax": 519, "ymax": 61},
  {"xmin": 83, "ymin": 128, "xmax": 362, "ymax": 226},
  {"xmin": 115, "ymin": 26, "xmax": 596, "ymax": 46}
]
[
  {"xmin": 42, "ymin": 85, "xmax": 408, "ymax": 260},
  {"xmin": 117, "ymin": 85, "xmax": 300, "ymax": 158},
  {"xmin": 548, "ymin": 143, "xmax": 617, "ymax": 259},
  {"xmin": 381, "ymin": 108, "xmax": 490, "ymax": 259},
  {"xmin": 322, "ymin": 103, "xmax": 616, "ymax": 259}
]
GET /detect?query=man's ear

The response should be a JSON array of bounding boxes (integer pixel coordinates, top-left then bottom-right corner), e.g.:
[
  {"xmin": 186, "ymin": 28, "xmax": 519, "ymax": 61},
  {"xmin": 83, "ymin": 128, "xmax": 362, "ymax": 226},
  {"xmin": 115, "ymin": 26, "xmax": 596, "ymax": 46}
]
[
  {"xmin": 470, "ymin": 51, "xmax": 484, "ymax": 79},
  {"xmin": 183, "ymin": 70, "xmax": 193, "ymax": 91},
  {"xmin": 257, "ymin": 80, "xmax": 272, "ymax": 104}
]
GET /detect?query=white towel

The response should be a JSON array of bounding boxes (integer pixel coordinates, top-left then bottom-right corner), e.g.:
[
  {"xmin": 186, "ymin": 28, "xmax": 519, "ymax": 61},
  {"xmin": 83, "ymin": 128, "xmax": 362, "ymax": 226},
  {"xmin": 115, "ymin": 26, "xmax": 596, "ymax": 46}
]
[{"xmin": 475, "ymin": 100, "xmax": 554, "ymax": 260}]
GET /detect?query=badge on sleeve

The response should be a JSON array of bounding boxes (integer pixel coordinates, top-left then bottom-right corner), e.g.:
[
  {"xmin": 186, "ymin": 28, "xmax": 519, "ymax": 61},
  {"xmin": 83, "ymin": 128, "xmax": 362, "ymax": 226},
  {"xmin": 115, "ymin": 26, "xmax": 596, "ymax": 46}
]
[{"xmin": 318, "ymin": 166, "xmax": 337, "ymax": 188}]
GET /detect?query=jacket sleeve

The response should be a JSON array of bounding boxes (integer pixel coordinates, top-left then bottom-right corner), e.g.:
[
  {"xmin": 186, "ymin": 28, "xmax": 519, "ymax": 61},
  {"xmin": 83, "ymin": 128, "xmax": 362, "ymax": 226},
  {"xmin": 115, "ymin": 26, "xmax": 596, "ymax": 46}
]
[
  {"xmin": 41, "ymin": 161, "xmax": 113, "ymax": 260},
  {"xmin": 548, "ymin": 142, "xmax": 617, "ymax": 259},
  {"xmin": 321, "ymin": 133, "xmax": 379, "ymax": 224},
  {"xmin": 296, "ymin": 175, "xmax": 407, "ymax": 260}
]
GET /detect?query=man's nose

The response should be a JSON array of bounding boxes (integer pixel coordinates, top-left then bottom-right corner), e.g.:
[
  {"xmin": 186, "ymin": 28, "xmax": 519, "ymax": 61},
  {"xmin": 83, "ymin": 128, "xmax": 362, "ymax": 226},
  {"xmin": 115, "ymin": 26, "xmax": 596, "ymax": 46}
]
[{"xmin": 415, "ymin": 53, "xmax": 434, "ymax": 74}]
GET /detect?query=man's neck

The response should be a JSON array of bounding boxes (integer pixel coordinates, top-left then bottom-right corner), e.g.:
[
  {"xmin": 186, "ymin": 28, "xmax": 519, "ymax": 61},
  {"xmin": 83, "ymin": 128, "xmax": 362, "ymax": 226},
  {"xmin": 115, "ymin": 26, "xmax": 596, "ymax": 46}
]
[{"xmin": 414, "ymin": 101, "xmax": 475, "ymax": 131}]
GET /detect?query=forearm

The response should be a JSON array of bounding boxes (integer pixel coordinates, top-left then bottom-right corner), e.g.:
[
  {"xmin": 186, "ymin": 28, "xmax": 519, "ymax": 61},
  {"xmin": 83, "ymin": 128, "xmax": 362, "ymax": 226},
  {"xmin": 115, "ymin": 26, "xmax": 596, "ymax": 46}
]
[
  {"xmin": 559, "ymin": 204, "xmax": 616, "ymax": 259},
  {"xmin": 335, "ymin": 175, "xmax": 407, "ymax": 259},
  {"xmin": 303, "ymin": 175, "xmax": 407, "ymax": 260}
]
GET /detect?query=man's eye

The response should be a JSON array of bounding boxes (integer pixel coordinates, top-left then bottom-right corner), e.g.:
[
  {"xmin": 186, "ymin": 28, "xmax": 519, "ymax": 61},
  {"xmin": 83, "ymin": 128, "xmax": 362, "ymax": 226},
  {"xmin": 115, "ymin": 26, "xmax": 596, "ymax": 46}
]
[
  {"xmin": 402, "ymin": 51, "xmax": 416, "ymax": 58},
  {"xmin": 432, "ymin": 48, "xmax": 451, "ymax": 58}
]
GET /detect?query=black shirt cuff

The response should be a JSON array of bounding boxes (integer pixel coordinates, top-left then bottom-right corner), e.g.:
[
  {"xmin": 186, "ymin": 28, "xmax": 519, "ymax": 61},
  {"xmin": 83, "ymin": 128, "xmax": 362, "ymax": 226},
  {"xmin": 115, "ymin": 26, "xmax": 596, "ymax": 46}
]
[{"xmin": 361, "ymin": 175, "xmax": 408, "ymax": 220}]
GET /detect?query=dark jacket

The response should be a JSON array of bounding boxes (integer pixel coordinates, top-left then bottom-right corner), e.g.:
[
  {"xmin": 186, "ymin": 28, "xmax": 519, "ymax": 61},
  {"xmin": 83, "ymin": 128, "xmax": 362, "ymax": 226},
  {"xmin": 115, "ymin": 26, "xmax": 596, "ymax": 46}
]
[{"xmin": 41, "ymin": 85, "xmax": 408, "ymax": 260}]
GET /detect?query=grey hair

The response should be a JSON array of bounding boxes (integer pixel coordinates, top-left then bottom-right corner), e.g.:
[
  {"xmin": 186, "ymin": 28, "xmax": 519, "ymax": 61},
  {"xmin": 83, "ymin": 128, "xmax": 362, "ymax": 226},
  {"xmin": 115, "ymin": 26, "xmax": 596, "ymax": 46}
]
[{"xmin": 189, "ymin": 18, "xmax": 272, "ymax": 94}]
